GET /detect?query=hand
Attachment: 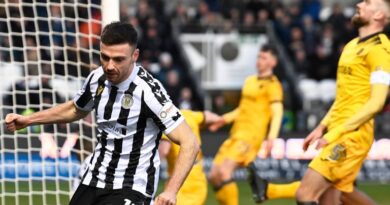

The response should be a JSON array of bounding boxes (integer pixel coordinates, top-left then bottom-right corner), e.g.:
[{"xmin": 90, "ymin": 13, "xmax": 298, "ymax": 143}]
[
  {"xmin": 208, "ymin": 118, "xmax": 225, "ymax": 132},
  {"xmin": 264, "ymin": 138, "xmax": 275, "ymax": 158},
  {"xmin": 322, "ymin": 125, "xmax": 345, "ymax": 146},
  {"xmin": 315, "ymin": 138, "xmax": 328, "ymax": 150},
  {"xmin": 155, "ymin": 191, "xmax": 176, "ymax": 205},
  {"xmin": 5, "ymin": 113, "xmax": 29, "ymax": 132},
  {"xmin": 303, "ymin": 125, "xmax": 326, "ymax": 151},
  {"xmin": 203, "ymin": 110, "xmax": 223, "ymax": 124}
]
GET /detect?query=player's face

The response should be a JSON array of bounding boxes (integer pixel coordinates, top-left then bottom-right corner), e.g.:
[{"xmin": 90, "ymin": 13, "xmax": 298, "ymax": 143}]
[
  {"xmin": 352, "ymin": 0, "xmax": 385, "ymax": 28},
  {"xmin": 256, "ymin": 51, "xmax": 277, "ymax": 74},
  {"xmin": 100, "ymin": 43, "xmax": 139, "ymax": 84}
]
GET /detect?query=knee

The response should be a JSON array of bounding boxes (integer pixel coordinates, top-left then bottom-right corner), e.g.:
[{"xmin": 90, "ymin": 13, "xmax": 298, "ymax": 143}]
[
  {"xmin": 296, "ymin": 187, "xmax": 305, "ymax": 201},
  {"xmin": 209, "ymin": 166, "xmax": 233, "ymax": 186},
  {"xmin": 296, "ymin": 185, "xmax": 312, "ymax": 201},
  {"xmin": 208, "ymin": 166, "xmax": 221, "ymax": 185},
  {"xmin": 296, "ymin": 185, "xmax": 321, "ymax": 202}
]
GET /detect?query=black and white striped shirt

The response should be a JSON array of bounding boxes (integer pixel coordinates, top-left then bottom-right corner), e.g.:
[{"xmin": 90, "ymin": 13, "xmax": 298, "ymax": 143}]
[{"xmin": 73, "ymin": 64, "xmax": 183, "ymax": 197}]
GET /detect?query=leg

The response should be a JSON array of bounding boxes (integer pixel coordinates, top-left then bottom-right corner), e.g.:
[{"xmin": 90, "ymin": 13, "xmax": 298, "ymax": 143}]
[
  {"xmin": 341, "ymin": 188, "xmax": 377, "ymax": 205},
  {"xmin": 247, "ymin": 162, "xmax": 268, "ymax": 203},
  {"xmin": 209, "ymin": 158, "xmax": 239, "ymax": 205},
  {"xmin": 319, "ymin": 187, "xmax": 342, "ymax": 205},
  {"xmin": 296, "ymin": 168, "xmax": 332, "ymax": 204},
  {"xmin": 247, "ymin": 162, "xmax": 300, "ymax": 203}
]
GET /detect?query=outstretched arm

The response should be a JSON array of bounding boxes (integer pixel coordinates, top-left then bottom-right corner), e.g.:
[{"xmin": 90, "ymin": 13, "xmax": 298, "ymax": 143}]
[
  {"xmin": 208, "ymin": 108, "xmax": 238, "ymax": 132},
  {"xmin": 155, "ymin": 120, "xmax": 199, "ymax": 205},
  {"xmin": 5, "ymin": 101, "xmax": 89, "ymax": 132}
]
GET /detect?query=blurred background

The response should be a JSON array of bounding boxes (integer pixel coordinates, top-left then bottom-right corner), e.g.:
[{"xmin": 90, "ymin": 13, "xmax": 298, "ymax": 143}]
[{"xmin": 0, "ymin": 0, "xmax": 389, "ymax": 204}]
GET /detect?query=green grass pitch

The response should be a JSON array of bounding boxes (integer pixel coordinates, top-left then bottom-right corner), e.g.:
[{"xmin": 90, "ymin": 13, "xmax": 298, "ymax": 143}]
[{"xmin": 0, "ymin": 180, "xmax": 389, "ymax": 204}]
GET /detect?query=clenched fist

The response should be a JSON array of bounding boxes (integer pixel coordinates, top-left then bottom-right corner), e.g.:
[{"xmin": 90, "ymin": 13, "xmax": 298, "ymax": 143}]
[{"xmin": 5, "ymin": 113, "xmax": 29, "ymax": 132}]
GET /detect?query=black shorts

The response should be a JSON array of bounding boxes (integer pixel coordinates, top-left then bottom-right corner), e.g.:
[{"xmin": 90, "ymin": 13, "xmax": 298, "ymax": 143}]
[{"xmin": 69, "ymin": 184, "xmax": 152, "ymax": 205}]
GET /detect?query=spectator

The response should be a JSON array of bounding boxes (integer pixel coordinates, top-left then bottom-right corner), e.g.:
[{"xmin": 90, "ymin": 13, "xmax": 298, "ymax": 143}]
[
  {"xmin": 178, "ymin": 87, "xmax": 194, "ymax": 109},
  {"xmin": 164, "ymin": 69, "xmax": 182, "ymax": 106}
]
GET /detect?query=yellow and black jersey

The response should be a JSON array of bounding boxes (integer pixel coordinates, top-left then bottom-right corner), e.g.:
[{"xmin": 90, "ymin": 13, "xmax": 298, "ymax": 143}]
[
  {"xmin": 163, "ymin": 110, "xmax": 204, "ymax": 175},
  {"xmin": 327, "ymin": 33, "xmax": 390, "ymax": 131},
  {"xmin": 231, "ymin": 74, "xmax": 283, "ymax": 140}
]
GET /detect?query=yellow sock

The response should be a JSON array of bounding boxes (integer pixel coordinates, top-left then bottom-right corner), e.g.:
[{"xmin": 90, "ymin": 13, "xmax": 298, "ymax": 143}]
[
  {"xmin": 267, "ymin": 181, "xmax": 301, "ymax": 199},
  {"xmin": 215, "ymin": 181, "xmax": 238, "ymax": 205}
]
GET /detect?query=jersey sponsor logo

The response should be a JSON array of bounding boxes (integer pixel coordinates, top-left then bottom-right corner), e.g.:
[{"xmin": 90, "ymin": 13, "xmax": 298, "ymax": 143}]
[
  {"xmin": 121, "ymin": 94, "xmax": 133, "ymax": 109},
  {"xmin": 104, "ymin": 122, "xmax": 127, "ymax": 136},
  {"xmin": 159, "ymin": 103, "xmax": 181, "ymax": 121},
  {"xmin": 160, "ymin": 111, "xmax": 167, "ymax": 118},
  {"xmin": 339, "ymin": 66, "xmax": 352, "ymax": 75}
]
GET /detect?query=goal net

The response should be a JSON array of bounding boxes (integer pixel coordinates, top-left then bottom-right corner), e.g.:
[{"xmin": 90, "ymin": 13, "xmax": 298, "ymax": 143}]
[{"xmin": 0, "ymin": 0, "xmax": 118, "ymax": 204}]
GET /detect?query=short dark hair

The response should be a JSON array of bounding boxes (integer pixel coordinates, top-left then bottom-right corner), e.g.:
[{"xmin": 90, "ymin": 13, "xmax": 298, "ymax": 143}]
[
  {"xmin": 101, "ymin": 21, "xmax": 138, "ymax": 48},
  {"xmin": 260, "ymin": 44, "xmax": 278, "ymax": 57}
]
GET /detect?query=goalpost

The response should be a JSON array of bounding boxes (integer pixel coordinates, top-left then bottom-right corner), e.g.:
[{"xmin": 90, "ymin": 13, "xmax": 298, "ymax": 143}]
[{"xmin": 0, "ymin": 0, "xmax": 118, "ymax": 204}]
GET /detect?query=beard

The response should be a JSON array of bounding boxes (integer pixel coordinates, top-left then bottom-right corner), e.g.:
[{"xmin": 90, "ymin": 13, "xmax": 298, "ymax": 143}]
[{"xmin": 351, "ymin": 15, "xmax": 369, "ymax": 28}]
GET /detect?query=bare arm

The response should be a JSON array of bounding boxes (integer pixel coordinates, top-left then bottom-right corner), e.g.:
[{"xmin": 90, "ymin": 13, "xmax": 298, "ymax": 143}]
[
  {"xmin": 208, "ymin": 108, "xmax": 238, "ymax": 132},
  {"xmin": 222, "ymin": 108, "xmax": 239, "ymax": 124},
  {"xmin": 158, "ymin": 139, "xmax": 172, "ymax": 158},
  {"xmin": 5, "ymin": 100, "xmax": 89, "ymax": 132},
  {"xmin": 155, "ymin": 120, "xmax": 200, "ymax": 205},
  {"xmin": 203, "ymin": 110, "xmax": 223, "ymax": 125}
]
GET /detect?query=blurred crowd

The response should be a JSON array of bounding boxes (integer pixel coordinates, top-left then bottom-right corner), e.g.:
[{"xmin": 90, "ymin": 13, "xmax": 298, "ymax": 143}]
[{"xmin": 1, "ymin": 0, "xmax": 390, "ymax": 133}]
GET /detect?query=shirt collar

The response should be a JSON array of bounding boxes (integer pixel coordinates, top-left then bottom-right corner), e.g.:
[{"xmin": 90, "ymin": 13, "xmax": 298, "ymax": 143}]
[{"xmin": 358, "ymin": 31, "xmax": 381, "ymax": 43}]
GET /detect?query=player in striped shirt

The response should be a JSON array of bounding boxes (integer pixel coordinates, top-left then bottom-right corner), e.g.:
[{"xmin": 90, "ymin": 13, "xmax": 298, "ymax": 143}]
[{"xmin": 5, "ymin": 22, "xmax": 199, "ymax": 205}]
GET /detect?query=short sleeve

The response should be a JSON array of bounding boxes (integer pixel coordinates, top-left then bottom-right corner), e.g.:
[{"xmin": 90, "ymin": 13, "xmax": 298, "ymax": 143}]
[
  {"xmin": 267, "ymin": 79, "xmax": 283, "ymax": 103},
  {"xmin": 73, "ymin": 72, "xmax": 95, "ymax": 111},
  {"xmin": 366, "ymin": 46, "xmax": 390, "ymax": 85},
  {"xmin": 144, "ymin": 80, "xmax": 184, "ymax": 134}
]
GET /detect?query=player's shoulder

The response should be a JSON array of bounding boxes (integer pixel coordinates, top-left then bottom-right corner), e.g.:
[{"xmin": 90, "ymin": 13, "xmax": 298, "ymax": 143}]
[
  {"xmin": 135, "ymin": 65, "xmax": 171, "ymax": 103},
  {"xmin": 344, "ymin": 37, "xmax": 360, "ymax": 48},
  {"xmin": 90, "ymin": 66, "xmax": 104, "ymax": 75},
  {"xmin": 134, "ymin": 65, "xmax": 160, "ymax": 89},
  {"xmin": 366, "ymin": 34, "xmax": 390, "ymax": 55},
  {"xmin": 245, "ymin": 75, "xmax": 258, "ymax": 82},
  {"xmin": 270, "ymin": 74, "xmax": 281, "ymax": 82},
  {"xmin": 84, "ymin": 66, "xmax": 104, "ymax": 84},
  {"xmin": 377, "ymin": 33, "xmax": 390, "ymax": 45}
]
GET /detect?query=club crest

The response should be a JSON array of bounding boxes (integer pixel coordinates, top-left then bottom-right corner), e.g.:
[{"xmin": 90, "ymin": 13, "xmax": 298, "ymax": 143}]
[
  {"xmin": 326, "ymin": 144, "xmax": 346, "ymax": 162},
  {"xmin": 121, "ymin": 94, "xmax": 133, "ymax": 109}
]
